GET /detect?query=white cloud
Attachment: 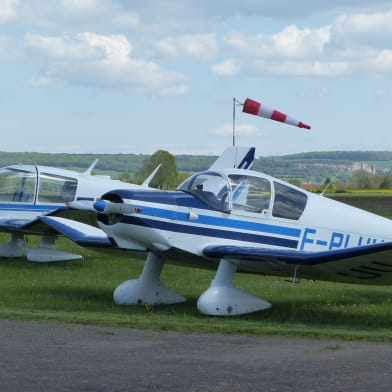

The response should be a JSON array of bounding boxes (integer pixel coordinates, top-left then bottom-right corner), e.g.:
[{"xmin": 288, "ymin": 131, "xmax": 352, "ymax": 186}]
[
  {"xmin": 154, "ymin": 33, "xmax": 217, "ymax": 60},
  {"xmin": 25, "ymin": 32, "xmax": 188, "ymax": 95},
  {"xmin": 374, "ymin": 89, "xmax": 391, "ymax": 99},
  {"xmin": 212, "ymin": 59, "xmax": 349, "ymax": 77},
  {"xmin": 159, "ymin": 84, "xmax": 189, "ymax": 96},
  {"xmin": 25, "ymin": 32, "xmax": 106, "ymax": 60},
  {"xmin": 299, "ymin": 88, "xmax": 329, "ymax": 98},
  {"xmin": 213, "ymin": 8, "xmax": 392, "ymax": 78},
  {"xmin": 367, "ymin": 49, "xmax": 392, "ymax": 75},
  {"xmin": 6, "ymin": 0, "xmax": 140, "ymax": 30},
  {"xmin": 223, "ymin": 25, "xmax": 331, "ymax": 59},
  {"xmin": 28, "ymin": 76, "xmax": 66, "ymax": 87},
  {"xmin": 210, "ymin": 59, "xmax": 241, "ymax": 76},
  {"xmin": 0, "ymin": 0, "xmax": 18, "ymax": 23},
  {"xmin": 334, "ymin": 10, "xmax": 392, "ymax": 37},
  {"xmin": 209, "ymin": 123, "xmax": 265, "ymax": 137},
  {"xmin": 61, "ymin": 0, "xmax": 100, "ymax": 10}
]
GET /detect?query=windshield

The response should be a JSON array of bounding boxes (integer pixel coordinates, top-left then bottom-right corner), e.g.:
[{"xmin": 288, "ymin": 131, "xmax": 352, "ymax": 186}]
[
  {"xmin": 0, "ymin": 167, "xmax": 37, "ymax": 203},
  {"xmin": 177, "ymin": 171, "xmax": 231, "ymax": 211}
]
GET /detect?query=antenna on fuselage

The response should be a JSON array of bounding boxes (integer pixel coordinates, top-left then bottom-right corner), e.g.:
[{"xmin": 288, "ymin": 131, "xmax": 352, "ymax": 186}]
[{"xmin": 320, "ymin": 167, "xmax": 344, "ymax": 196}]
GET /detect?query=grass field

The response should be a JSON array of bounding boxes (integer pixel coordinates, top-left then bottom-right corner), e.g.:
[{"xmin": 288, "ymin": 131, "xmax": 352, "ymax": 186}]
[{"xmin": 1, "ymin": 232, "xmax": 392, "ymax": 342}]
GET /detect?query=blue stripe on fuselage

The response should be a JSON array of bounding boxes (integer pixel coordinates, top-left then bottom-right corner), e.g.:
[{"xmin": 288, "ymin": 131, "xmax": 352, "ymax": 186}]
[
  {"xmin": 120, "ymin": 215, "xmax": 299, "ymax": 249},
  {"xmin": 137, "ymin": 205, "xmax": 301, "ymax": 238}
]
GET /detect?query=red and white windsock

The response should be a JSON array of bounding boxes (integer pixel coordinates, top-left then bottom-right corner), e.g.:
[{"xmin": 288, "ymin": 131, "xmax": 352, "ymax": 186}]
[{"xmin": 242, "ymin": 98, "xmax": 311, "ymax": 130}]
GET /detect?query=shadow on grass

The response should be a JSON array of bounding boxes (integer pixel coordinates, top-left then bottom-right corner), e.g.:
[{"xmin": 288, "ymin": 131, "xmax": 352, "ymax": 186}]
[
  {"xmin": 154, "ymin": 291, "xmax": 392, "ymax": 331},
  {"xmin": 16, "ymin": 285, "xmax": 116, "ymax": 307},
  {"xmin": 0, "ymin": 257, "xmax": 88, "ymax": 270}
]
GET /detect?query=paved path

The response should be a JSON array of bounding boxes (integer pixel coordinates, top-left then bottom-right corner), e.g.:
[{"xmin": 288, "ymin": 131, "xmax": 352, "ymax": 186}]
[{"xmin": 0, "ymin": 319, "xmax": 391, "ymax": 392}]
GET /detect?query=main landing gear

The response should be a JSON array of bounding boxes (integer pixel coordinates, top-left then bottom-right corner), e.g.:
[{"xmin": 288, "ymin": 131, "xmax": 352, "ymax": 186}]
[
  {"xmin": 197, "ymin": 259, "xmax": 271, "ymax": 316},
  {"xmin": 114, "ymin": 252, "xmax": 271, "ymax": 316},
  {"xmin": 0, "ymin": 233, "xmax": 82, "ymax": 262},
  {"xmin": 113, "ymin": 252, "xmax": 186, "ymax": 306}
]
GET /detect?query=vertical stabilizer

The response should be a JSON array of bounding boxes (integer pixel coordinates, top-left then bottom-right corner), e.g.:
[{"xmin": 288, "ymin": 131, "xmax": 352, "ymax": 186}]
[
  {"xmin": 209, "ymin": 146, "xmax": 255, "ymax": 170},
  {"xmin": 83, "ymin": 159, "xmax": 99, "ymax": 175}
]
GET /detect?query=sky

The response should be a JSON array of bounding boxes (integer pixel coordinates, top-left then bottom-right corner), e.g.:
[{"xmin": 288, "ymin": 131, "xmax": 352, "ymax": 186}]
[{"xmin": 1, "ymin": 0, "xmax": 392, "ymax": 157}]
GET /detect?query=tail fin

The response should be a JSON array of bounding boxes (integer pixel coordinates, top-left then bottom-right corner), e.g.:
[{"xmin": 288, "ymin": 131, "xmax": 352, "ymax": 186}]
[
  {"xmin": 83, "ymin": 159, "xmax": 99, "ymax": 175},
  {"xmin": 209, "ymin": 146, "xmax": 255, "ymax": 170},
  {"xmin": 141, "ymin": 164, "xmax": 161, "ymax": 187}
]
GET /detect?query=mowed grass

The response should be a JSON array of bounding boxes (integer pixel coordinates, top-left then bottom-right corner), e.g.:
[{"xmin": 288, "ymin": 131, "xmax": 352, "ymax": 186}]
[{"xmin": 1, "ymin": 234, "xmax": 392, "ymax": 342}]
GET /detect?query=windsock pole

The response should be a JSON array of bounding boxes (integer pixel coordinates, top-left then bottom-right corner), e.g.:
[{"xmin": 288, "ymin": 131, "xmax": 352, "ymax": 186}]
[
  {"xmin": 242, "ymin": 98, "xmax": 311, "ymax": 129},
  {"xmin": 232, "ymin": 98, "xmax": 243, "ymax": 146}
]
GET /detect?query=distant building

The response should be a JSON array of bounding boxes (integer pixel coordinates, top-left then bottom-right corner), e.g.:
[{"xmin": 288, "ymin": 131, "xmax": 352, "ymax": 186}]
[
  {"xmin": 352, "ymin": 162, "xmax": 376, "ymax": 174},
  {"xmin": 295, "ymin": 163, "xmax": 348, "ymax": 169},
  {"xmin": 300, "ymin": 182, "xmax": 322, "ymax": 189}
]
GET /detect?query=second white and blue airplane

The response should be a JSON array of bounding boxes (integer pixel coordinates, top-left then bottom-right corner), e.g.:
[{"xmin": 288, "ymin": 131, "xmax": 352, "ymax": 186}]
[{"xmin": 0, "ymin": 147, "xmax": 254, "ymax": 262}]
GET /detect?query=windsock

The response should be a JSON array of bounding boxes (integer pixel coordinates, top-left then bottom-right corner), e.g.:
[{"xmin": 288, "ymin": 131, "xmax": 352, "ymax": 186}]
[{"xmin": 242, "ymin": 98, "xmax": 311, "ymax": 130}]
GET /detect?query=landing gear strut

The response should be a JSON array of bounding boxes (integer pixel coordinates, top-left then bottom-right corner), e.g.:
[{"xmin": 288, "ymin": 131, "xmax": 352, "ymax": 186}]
[
  {"xmin": 197, "ymin": 259, "xmax": 271, "ymax": 316},
  {"xmin": 0, "ymin": 233, "xmax": 82, "ymax": 262},
  {"xmin": 114, "ymin": 252, "xmax": 186, "ymax": 306}
]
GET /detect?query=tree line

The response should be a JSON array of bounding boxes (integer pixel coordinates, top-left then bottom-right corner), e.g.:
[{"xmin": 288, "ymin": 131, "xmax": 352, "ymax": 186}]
[{"xmin": 2, "ymin": 150, "xmax": 392, "ymax": 189}]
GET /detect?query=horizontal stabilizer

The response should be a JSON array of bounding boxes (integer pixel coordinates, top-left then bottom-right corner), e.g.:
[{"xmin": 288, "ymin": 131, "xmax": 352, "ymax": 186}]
[{"xmin": 39, "ymin": 216, "xmax": 112, "ymax": 248}]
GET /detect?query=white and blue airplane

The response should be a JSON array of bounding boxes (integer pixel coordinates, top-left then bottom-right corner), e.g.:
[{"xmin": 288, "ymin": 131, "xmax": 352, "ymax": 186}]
[
  {"xmin": 39, "ymin": 99, "xmax": 392, "ymax": 316},
  {"xmin": 42, "ymin": 163, "xmax": 392, "ymax": 316},
  {"xmin": 0, "ymin": 147, "xmax": 254, "ymax": 262}
]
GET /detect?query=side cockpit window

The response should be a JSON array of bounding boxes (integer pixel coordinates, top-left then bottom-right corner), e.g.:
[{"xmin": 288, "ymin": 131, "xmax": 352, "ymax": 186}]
[
  {"xmin": 229, "ymin": 175, "xmax": 271, "ymax": 213},
  {"xmin": 38, "ymin": 173, "xmax": 78, "ymax": 203},
  {"xmin": 272, "ymin": 181, "xmax": 307, "ymax": 220}
]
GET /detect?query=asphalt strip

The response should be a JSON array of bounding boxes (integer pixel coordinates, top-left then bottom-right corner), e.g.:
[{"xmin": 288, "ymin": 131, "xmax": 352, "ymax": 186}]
[{"xmin": 0, "ymin": 319, "xmax": 391, "ymax": 392}]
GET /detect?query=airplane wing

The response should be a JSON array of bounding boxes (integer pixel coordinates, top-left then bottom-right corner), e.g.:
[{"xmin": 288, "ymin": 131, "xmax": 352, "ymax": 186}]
[
  {"xmin": 1, "ymin": 206, "xmax": 98, "ymax": 236},
  {"xmin": 39, "ymin": 216, "xmax": 112, "ymax": 248},
  {"xmin": 0, "ymin": 205, "xmax": 70, "ymax": 234},
  {"xmin": 203, "ymin": 243, "xmax": 392, "ymax": 285}
]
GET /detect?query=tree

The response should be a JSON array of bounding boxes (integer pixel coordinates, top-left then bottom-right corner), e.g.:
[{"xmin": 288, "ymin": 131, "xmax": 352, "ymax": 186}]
[
  {"xmin": 375, "ymin": 174, "xmax": 392, "ymax": 189},
  {"xmin": 118, "ymin": 172, "xmax": 132, "ymax": 183},
  {"xmin": 347, "ymin": 170, "xmax": 374, "ymax": 189},
  {"xmin": 134, "ymin": 150, "xmax": 178, "ymax": 189}
]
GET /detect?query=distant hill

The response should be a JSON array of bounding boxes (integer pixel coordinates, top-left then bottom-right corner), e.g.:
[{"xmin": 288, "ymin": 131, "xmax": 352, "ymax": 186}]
[
  {"xmin": 0, "ymin": 151, "xmax": 216, "ymax": 175},
  {"xmin": 254, "ymin": 151, "xmax": 392, "ymax": 183},
  {"xmin": 1, "ymin": 150, "xmax": 391, "ymax": 183}
]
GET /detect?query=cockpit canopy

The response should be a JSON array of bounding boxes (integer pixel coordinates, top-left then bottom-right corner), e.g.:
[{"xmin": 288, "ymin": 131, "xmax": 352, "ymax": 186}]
[
  {"xmin": 178, "ymin": 170, "xmax": 307, "ymax": 220},
  {"xmin": 0, "ymin": 166, "xmax": 78, "ymax": 204}
]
